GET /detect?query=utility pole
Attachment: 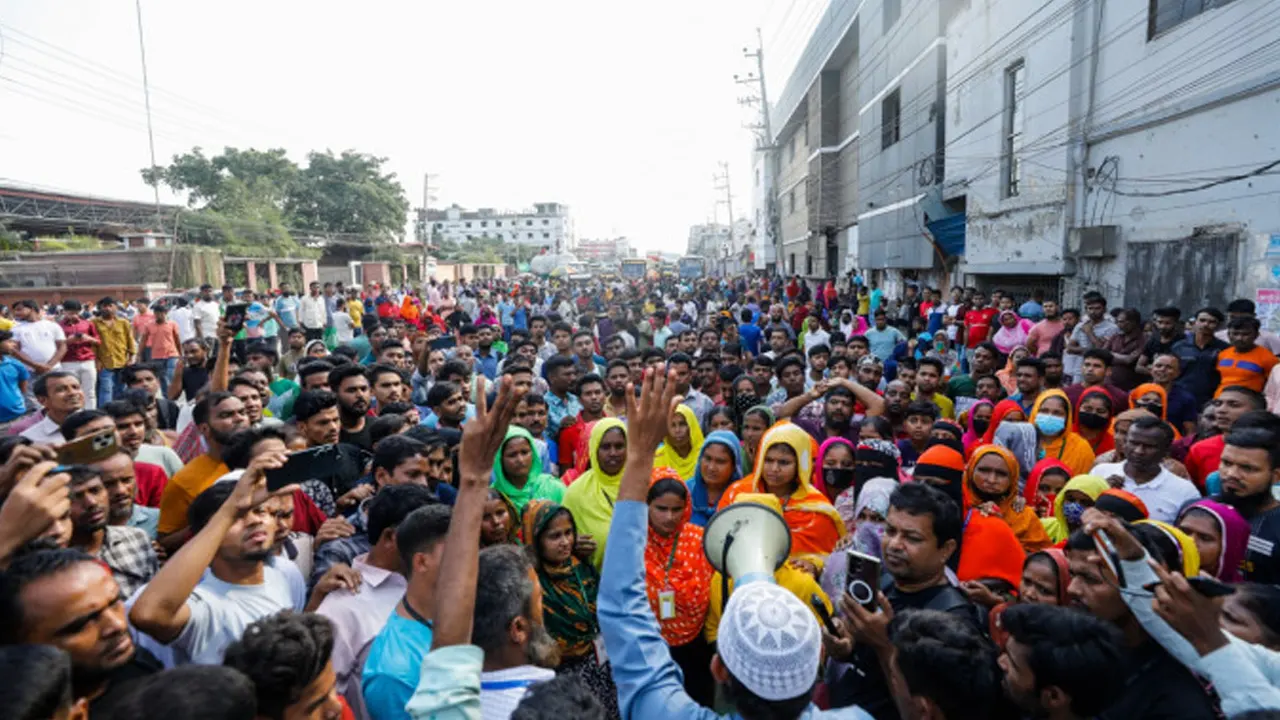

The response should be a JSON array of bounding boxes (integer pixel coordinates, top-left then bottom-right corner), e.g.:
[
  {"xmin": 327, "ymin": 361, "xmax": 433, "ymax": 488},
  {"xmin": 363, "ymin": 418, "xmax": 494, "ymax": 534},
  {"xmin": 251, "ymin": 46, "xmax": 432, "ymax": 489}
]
[
  {"xmin": 714, "ymin": 161, "xmax": 736, "ymax": 277},
  {"xmin": 135, "ymin": 0, "xmax": 162, "ymax": 233},
  {"xmin": 419, "ymin": 172, "xmax": 439, "ymax": 287},
  {"xmin": 735, "ymin": 28, "xmax": 778, "ymax": 275}
]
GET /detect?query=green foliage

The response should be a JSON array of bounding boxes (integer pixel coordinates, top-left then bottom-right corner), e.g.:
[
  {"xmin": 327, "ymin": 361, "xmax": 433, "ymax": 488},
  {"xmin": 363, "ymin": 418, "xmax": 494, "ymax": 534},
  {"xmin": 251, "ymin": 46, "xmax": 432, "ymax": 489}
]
[
  {"xmin": 31, "ymin": 235, "xmax": 108, "ymax": 251},
  {"xmin": 286, "ymin": 150, "xmax": 409, "ymax": 238},
  {"xmin": 434, "ymin": 235, "xmax": 530, "ymax": 264}
]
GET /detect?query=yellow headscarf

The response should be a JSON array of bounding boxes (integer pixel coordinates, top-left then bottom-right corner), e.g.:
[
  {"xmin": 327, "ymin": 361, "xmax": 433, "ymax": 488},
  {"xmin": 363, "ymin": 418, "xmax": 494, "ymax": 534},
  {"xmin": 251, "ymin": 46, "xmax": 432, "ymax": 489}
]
[
  {"xmin": 1041, "ymin": 474, "xmax": 1109, "ymax": 542},
  {"xmin": 653, "ymin": 404, "xmax": 705, "ymax": 481},
  {"xmin": 561, "ymin": 417, "xmax": 628, "ymax": 570},
  {"xmin": 1030, "ymin": 389, "xmax": 1096, "ymax": 477},
  {"xmin": 744, "ymin": 423, "xmax": 845, "ymax": 562},
  {"xmin": 1135, "ymin": 520, "xmax": 1201, "ymax": 577}
]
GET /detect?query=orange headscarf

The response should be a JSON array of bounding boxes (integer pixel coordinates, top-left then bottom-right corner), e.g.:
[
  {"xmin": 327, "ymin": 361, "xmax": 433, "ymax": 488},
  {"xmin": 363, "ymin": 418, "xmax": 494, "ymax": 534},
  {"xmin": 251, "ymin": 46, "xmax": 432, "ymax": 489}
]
[
  {"xmin": 965, "ymin": 444, "xmax": 1052, "ymax": 553},
  {"xmin": 1128, "ymin": 383, "xmax": 1183, "ymax": 441},
  {"xmin": 644, "ymin": 467, "xmax": 713, "ymax": 646}
]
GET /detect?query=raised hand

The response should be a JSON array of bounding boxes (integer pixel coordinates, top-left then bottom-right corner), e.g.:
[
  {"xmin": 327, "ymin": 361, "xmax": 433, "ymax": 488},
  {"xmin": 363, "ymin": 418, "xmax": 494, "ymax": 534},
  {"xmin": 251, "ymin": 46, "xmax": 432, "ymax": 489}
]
[
  {"xmin": 0, "ymin": 443, "xmax": 57, "ymax": 498},
  {"xmin": 625, "ymin": 364, "xmax": 681, "ymax": 454},
  {"xmin": 0, "ymin": 461, "xmax": 71, "ymax": 565},
  {"xmin": 229, "ymin": 450, "xmax": 294, "ymax": 517},
  {"xmin": 458, "ymin": 374, "xmax": 523, "ymax": 486}
]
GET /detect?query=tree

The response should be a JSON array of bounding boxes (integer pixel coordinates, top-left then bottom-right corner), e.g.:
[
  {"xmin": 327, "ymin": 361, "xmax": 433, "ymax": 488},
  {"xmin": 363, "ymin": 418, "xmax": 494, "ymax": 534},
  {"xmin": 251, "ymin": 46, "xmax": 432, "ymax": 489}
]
[
  {"xmin": 285, "ymin": 150, "xmax": 409, "ymax": 239},
  {"xmin": 141, "ymin": 147, "xmax": 298, "ymax": 212}
]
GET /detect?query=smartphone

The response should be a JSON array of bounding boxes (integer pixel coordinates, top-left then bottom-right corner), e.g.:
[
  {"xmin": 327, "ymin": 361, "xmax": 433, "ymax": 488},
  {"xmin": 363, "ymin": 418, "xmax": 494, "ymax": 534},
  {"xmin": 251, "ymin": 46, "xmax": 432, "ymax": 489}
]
[
  {"xmin": 429, "ymin": 336, "xmax": 457, "ymax": 351},
  {"xmin": 263, "ymin": 444, "xmax": 368, "ymax": 492},
  {"xmin": 845, "ymin": 550, "xmax": 882, "ymax": 609},
  {"xmin": 1092, "ymin": 529, "xmax": 1126, "ymax": 589},
  {"xmin": 810, "ymin": 594, "xmax": 839, "ymax": 635},
  {"xmin": 56, "ymin": 429, "xmax": 118, "ymax": 467},
  {"xmin": 224, "ymin": 303, "xmax": 249, "ymax": 333}
]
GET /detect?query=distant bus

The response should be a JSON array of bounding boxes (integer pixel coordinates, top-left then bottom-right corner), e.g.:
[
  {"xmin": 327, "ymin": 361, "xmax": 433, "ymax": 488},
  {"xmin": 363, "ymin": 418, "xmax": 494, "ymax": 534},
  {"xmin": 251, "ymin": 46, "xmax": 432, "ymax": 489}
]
[
  {"xmin": 620, "ymin": 258, "xmax": 647, "ymax": 280},
  {"xmin": 678, "ymin": 255, "xmax": 704, "ymax": 279}
]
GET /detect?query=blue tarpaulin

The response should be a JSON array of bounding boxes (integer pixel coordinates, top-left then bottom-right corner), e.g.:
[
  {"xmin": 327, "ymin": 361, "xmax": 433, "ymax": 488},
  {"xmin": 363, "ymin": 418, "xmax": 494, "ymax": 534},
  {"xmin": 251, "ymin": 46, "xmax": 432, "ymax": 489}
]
[{"xmin": 926, "ymin": 214, "xmax": 966, "ymax": 257}]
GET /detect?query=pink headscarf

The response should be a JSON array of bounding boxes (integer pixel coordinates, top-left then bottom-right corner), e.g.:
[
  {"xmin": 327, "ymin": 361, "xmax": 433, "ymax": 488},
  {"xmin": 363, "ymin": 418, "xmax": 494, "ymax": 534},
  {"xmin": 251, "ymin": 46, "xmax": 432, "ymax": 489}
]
[
  {"xmin": 1178, "ymin": 499, "xmax": 1250, "ymax": 583},
  {"xmin": 962, "ymin": 399, "xmax": 994, "ymax": 452},
  {"xmin": 812, "ymin": 437, "xmax": 858, "ymax": 502}
]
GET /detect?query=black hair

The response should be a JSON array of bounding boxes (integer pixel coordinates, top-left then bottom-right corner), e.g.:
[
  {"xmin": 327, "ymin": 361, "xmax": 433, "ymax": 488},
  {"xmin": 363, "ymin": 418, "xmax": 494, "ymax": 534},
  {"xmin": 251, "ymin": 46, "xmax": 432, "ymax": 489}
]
[
  {"xmin": 572, "ymin": 329, "xmax": 594, "ymax": 343},
  {"xmin": 1228, "ymin": 316, "xmax": 1262, "ymax": 333},
  {"xmin": 896, "ymin": 357, "xmax": 918, "ymax": 372},
  {"xmin": 503, "ymin": 362, "xmax": 534, "ymax": 377},
  {"xmin": 328, "ymin": 363, "xmax": 369, "ymax": 392},
  {"xmin": 917, "ymin": 356, "xmax": 944, "ymax": 375},
  {"xmin": 101, "ymin": 665, "xmax": 260, "ymax": 719},
  {"xmin": 574, "ymin": 373, "xmax": 605, "ymax": 396},
  {"xmin": 373, "ymin": 435, "xmax": 428, "ymax": 477},
  {"xmin": 849, "ymin": 335, "xmax": 870, "ymax": 348},
  {"xmin": 330, "ymin": 345, "xmax": 358, "ymax": 362},
  {"xmin": 222, "ymin": 426, "xmax": 289, "ymax": 471},
  {"xmin": 549, "ymin": 321, "xmax": 573, "ymax": 337},
  {"xmin": 642, "ymin": 347, "xmax": 667, "ymax": 363},
  {"xmin": 1225, "ymin": 412, "xmax": 1280, "ymax": 469},
  {"xmin": 695, "ymin": 354, "xmax": 720, "ymax": 368},
  {"xmin": 510, "ymin": 674, "xmax": 606, "ymax": 720},
  {"xmin": 366, "ymin": 484, "xmax": 438, "ymax": 544},
  {"xmin": 0, "ymin": 549, "xmax": 99, "ymax": 644},
  {"xmin": 1082, "ymin": 348, "xmax": 1113, "ymax": 366},
  {"xmin": 543, "ymin": 355, "xmax": 576, "ymax": 377},
  {"xmin": 426, "ymin": 381, "xmax": 462, "ymax": 409},
  {"xmin": 666, "ymin": 352, "xmax": 692, "ymax": 369},
  {"xmin": 519, "ymin": 392, "xmax": 548, "ymax": 409},
  {"xmin": 58, "ymin": 408, "xmax": 109, "ymax": 440},
  {"xmin": 889, "ymin": 483, "xmax": 961, "ymax": 548},
  {"xmin": 297, "ymin": 360, "xmax": 333, "ymax": 385},
  {"xmin": 0, "ymin": 644, "xmax": 76, "ymax": 720},
  {"xmin": 473, "ymin": 545, "xmax": 539, "ymax": 656},
  {"xmin": 188, "ymin": 482, "xmax": 236, "ymax": 533},
  {"xmin": 605, "ymin": 358, "xmax": 629, "ymax": 375},
  {"xmin": 222, "ymin": 611, "xmax": 334, "ymax": 720},
  {"xmin": 379, "ymin": 401, "xmax": 415, "ymax": 417},
  {"xmin": 1128, "ymin": 414, "xmax": 1173, "ymax": 446},
  {"xmin": 1234, "ymin": 584, "xmax": 1280, "ymax": 648},
  {"xmin": 1152, "ymin": 306, "xmax": 1181, "ymax": 320},
  {"xmin": 807, "ymin": 344, "xmax": 831, "ymax": 359},
  {"xmin": 193, "ymin": 391, "xmax": 237, "ymax": 426},
  {"xmin": 396, "ymin": 504, "xmax": 454, "ymax": 577},
  {"xmin": 121, "ymin": 364, "xmax": 158, "ymax": 386},
  {"xmin": 860, "ymin": 415, "xmax": 894, "ymax": 439},
  {"xmin": 890, "ymin": 609, "xmax": 1001, "ymax": 720},
  {"xmin": 1039, "ymin": 350, "xmax": 1063, "ymax": 362},
  {"xmin": 1195, "ymin": 306, "xmax": 1225, "ymax": 323},
  {"xmin": 905, "ymin": 400, "xmax": 940, "ymax": 421},
  {"xmin": 1227, "ymin": 298, "xmax": 1257, "ymax": 314},
  {"xmin": 437, "ymin": 360, "xmax": 470, "ymax": 382},
  {"xmin": 753, "ymin": 354, "xmax": 775, "ymax": 369},
  {"xmin": 775, "ymin": 355, "xmax": 805, "ymax": 378},
  {"xmin": 646, "ymin": 477, "xmax": 689, "ymax": 503},
  {"xmin": 31, "ymin": 370, "xmax": 75, "ymax": 398},
  {"xmin": 722, "ymin": 674, "xmax": 811, "ymax": 720},
  {"xmin": 293, "ymin": 390, "xmax": 338, "ymax": 424},
  {"xmin": 1015, "ymin": 357, "xmax": 1045, "ymax": 376},
  {"xmin": 369, "ymin": 414, "xmax": 409, "ymax": 446},
  {"xmin": 999, "ymin": 603, "xmax": 1126, "ymax": 715}
]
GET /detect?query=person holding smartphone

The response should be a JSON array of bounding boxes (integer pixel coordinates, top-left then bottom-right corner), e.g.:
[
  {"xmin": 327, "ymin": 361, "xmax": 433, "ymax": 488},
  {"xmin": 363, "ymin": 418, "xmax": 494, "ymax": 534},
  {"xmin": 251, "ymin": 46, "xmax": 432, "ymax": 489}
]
[{"xmin": 59, "ymin": 300, "xmax": 101, "ymax": 409}]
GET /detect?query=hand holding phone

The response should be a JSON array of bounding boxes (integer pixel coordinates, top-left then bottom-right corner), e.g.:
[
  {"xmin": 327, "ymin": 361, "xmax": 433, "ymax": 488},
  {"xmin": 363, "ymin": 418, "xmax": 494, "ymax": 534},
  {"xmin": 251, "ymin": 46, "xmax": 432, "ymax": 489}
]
[
  {"xmin": 811, "ymin": 594, "xmax": 839, "ymax": 635},
  {"xmin": 846, "ymin": 550, "xmax": 882, "ymax": 610}
]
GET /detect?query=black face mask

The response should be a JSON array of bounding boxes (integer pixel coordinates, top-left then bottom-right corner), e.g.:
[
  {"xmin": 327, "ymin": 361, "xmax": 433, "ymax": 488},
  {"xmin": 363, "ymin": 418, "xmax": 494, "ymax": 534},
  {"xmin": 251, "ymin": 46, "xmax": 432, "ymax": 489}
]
[
  {"xmin": 1078, "ymin": 411, "xmax": 1110, "ymax": 430},
  {"xmin": 1136, "ymin": 403, "xmax": 1163, "ymax": 417},
  {"xmin": 824, "ymin": 467, "xmax": 856, "ymax": 491},
  {"xmin": 972, "ymin": 419, "xmax": 990, "ymax": 435}
]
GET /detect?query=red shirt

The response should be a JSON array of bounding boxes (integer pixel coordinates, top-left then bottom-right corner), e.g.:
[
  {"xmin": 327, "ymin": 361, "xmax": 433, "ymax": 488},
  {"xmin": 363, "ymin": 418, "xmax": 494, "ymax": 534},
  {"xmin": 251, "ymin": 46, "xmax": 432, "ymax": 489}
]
[
  {"xmin": 134, "ymin": 461, "xmax": 169, "ymax": 508},
  {"xmin": 60, "ymin": 317, "xmax": 100, "ymax": 363},
  {"xmin": 291, "ymin": 490, "xmax": 328, "ymax": 534},
  {"xmin": 964, "ymin": 307, "xmax": 999, "ymax": 348},
  {"xmin": 1186, "ymin": 434, "xmax": 1226, "ymax": 490}
]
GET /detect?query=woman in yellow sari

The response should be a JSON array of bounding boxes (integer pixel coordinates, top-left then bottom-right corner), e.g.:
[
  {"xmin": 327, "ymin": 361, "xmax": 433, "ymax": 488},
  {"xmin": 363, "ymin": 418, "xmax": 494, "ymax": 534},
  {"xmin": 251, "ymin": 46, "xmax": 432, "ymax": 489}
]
[
  {"xmin": 715, "ymin": 423, "xmax": 844, "ymax": 563},
  {"xmin": 965, "ymin": 444, "xmax": 1052, "ymax": 552},
  {"xmin": 1029, "ymin": 389, "xmax": 1096, "ymax": 477},
  {"xmin": 561, "ymin": 417, "xmax": 628, "ymax": 570},
  {"xmin": 652, "ymin": 404, "xmax": 704, "ymax": 481}
]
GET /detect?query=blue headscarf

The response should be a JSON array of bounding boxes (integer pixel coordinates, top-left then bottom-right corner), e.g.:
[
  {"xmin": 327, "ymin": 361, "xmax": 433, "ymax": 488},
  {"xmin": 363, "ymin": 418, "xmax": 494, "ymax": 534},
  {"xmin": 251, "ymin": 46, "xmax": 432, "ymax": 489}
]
[{"xmin": 685, "ymin": 430, "xmax": 744, "ymax": 527}]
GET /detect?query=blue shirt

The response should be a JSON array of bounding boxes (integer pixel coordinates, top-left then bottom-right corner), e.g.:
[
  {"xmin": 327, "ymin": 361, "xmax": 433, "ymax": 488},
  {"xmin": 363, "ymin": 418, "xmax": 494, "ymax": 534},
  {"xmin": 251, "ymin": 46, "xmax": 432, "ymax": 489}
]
[
  {"xmin": 274, "ymin": 295, "xmax": 300, "ymax": 328},
  {"xmin": 738, "ymin": 323, "xmax": 762, "ymax": 355},
  {"xmin": 363, "ymin": 611, "xmax": 434, "ymax": 720},
  {"xmin": 869, "ymin": 288, "xmax": 883, "ymax": 313},
  {"xmin": 474, "ymin": 348, "xmax": 502, "ymax": 380},
  {"xmin": 498, "ymin": 300, "xmax": 515, "ymax": 326},
  {"xmin": 1018, "ymin": 300, "xmax": 1044, "ymax": 322},
  {"xmin": 545, "ymin": 392, "xmax": 582, "ymax": 440},
  {"xmin": 598, "ymin": 501, "xmax": 872, "ymax": 720},
  {"xmin": 864, "ymin": 326, "xmax": 905, "ymax": 362},
  {"xmin": 0, "ymin": 356, "xmax": 30, "ymax": 421}
]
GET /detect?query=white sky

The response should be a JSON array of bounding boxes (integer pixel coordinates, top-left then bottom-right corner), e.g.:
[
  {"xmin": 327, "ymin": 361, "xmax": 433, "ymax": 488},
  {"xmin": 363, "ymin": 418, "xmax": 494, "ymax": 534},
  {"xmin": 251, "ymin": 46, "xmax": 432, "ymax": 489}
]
[{"xmin": 0, "ymin": 0, "xmax": 827, "ymax": 254}]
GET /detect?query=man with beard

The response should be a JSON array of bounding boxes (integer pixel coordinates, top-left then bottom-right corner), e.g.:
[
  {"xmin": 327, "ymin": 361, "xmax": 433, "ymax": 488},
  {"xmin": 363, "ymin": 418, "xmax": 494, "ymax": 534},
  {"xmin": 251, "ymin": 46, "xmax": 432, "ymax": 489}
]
[
  {"xmin": 946, "ymin": 342, "xmax": 998, "ymax": 400},
  {"xmin": 331, "ymin": 364, "xmax": 374, "ymax": 451},
  {"xmin": 883, "ymin": 379, "xmax": 913, "ymax": 436},
  {"xmin": 156, "ymin": 392, "xmax": 249, "ymax": 547},
  {"xmin": 92, "ymin": 450, "xmax": 160, "ymax": 540},
  {"xmin": 781, "ymin": 381, "xmax": 885, "ymax": 444},
  {"xmin": 825, "ymin": 484, "xmax": 976, "ymax": 717},
  {"xmin": 0, "ymin": 548, "xmax": 162, "ymax": 714},
  {"xmin": 1186, "ymin": 386, "xmax": 1266, "ymax": 487},
  {"xmin": 998, "ymin": 604, "xmax": 1127, "ymax": 720},
  {"xmin": 369, "ymin": 364, "xmax": 407, "ymax": 412},
  {"xmin": 1025, "ymin": 299, "xmax": 1064, "ymax": 357},
  {"xmin": 64, "ymin": 464, "xmax": 157, "ymax": 598},
  {"xmin": 315, "ymin": 484, "xmax": 437, "ymax": 700},
  {"xmin": 603, "ymin": 359, "xmax": 630, "ymax": 417},
  {"xmin": 1215, "ymin": 414, "xmax": 1280, "ymax": 583},
  {"xmin": 130, "ymin": 451, "xmax": 304, "ymax": 665},
  {"xmin": 1040, "ymin": 351, "xmax": 1065, "ymax": 389}
]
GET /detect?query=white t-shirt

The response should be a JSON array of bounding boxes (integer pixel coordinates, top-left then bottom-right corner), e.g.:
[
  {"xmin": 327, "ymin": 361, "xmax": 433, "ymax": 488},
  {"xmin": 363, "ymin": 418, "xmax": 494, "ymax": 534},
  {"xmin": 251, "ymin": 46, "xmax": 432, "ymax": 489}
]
[
  {"xmin": 193, "ymin": 300, "xmax": 221, "ymax": 339},
  {"xmin": 333, "ymin": 311, "xmax": 355, "ymax": 343},
  {"xmin": 165, "ymin": 564, "xmax": 300, "ymax": 665},
  {"xmin": 13, "ymin": 319, "xmax": 65, "ymax": 365},
  {"xmin": 1092, "ymin": 461, "xmax": 1203, "ymax": 524},
  {"xmin": 170, "ymin": 306, "xmax": 197, "ymax": 342}
]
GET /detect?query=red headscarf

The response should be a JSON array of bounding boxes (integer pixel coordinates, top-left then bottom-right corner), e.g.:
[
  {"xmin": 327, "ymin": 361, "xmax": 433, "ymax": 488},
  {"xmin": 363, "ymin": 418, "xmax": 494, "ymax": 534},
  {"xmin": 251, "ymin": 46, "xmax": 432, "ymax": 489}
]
[
  {"xmin": 980, "ymin": 399, "xmax": 1026, "ymax": 445},
  {"xmin": 1073, "ymin": 387, "xmax": 1116, "ymax": 455},
  {"xmin": 1023, "ymin": 458, "xmax": 1072, "ymax": 518}
]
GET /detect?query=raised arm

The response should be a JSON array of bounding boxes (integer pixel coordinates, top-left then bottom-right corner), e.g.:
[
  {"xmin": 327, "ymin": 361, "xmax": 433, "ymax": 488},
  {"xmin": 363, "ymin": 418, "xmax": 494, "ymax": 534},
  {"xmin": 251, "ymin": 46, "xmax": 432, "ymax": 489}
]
[{"xmin": 211, "ymin": 320, "xmax": 234, "ymax": 393}]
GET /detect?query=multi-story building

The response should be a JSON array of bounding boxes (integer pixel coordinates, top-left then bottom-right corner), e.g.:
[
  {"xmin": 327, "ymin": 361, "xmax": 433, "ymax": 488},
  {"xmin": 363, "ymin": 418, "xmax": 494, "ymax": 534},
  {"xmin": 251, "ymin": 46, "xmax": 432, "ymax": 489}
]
[
  {"xmin": 946, "ymin": 0, "xmax": 1280, "ymax": 311},
  {"xmin": 426, "ymin": 202, "xmax": 574, "ymax": 253}
]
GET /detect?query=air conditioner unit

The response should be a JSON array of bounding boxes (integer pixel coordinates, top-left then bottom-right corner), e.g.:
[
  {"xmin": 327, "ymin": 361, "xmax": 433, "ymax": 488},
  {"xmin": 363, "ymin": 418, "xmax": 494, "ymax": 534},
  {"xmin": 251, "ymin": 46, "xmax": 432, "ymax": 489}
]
[{"xmin": 1069, "ymin": 225, "xmax": 1119, "ymax": 258}]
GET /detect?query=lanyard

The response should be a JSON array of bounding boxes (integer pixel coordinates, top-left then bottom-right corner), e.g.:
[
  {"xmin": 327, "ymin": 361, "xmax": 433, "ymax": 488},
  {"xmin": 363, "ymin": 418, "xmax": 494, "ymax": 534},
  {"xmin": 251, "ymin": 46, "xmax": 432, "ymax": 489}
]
[
  {"xmin": 481, "ymin": 679, "xmax": 539, "ymax": 691},
  {"xmin": 402, "ymin": 597, "xmax": 434, "ymax": 630},
  {"xmin": 602, "ymin": 488, "xmax": 615, "ymax": 509}
]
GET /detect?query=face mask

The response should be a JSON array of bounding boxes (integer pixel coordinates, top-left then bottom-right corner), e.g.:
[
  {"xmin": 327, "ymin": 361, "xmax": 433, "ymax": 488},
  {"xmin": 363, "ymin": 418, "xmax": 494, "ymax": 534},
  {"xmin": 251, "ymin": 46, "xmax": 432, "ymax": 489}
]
[
  {"xmin": 1078, "ymin": 411, "xmax": 1109, "ymax": 430},
  {"xmin": 972, "ymin": 419, "xmax": 990, "ymax": 435},
  {"xmin": 1136, "ymin": 403, "xmax": 1163, "ymax": 417},
  {"xmin": 824, "ymin": 467, "xmax": 856, "ymax": 491},
  {"xmin": 1035, "ymin": 414, "xmax": 1066, "ymax": 436},
  {"xmin": 1062, "ymin": 501, "xmax": 1087, "ymax": 526}
]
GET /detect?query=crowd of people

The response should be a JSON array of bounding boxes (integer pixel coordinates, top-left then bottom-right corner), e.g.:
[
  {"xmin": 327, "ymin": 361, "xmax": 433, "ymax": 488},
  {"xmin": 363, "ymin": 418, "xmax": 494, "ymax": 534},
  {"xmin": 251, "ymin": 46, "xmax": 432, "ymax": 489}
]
[{"xmin": 0, "ymin": 270, "xmax": 1279, "ymax": 720}]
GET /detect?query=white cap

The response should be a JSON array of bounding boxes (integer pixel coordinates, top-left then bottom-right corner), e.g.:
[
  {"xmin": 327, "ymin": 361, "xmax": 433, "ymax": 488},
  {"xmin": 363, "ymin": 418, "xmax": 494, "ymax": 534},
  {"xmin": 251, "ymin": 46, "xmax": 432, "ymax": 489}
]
[{"xmin": 717, "ymin": 581, "xmax": 821, "ymax": 701}]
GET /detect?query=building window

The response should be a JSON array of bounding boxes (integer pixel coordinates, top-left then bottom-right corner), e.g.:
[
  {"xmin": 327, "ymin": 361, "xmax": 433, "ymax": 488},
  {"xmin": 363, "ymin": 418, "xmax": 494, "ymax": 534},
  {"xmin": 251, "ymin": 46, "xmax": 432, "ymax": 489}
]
[
  {"xmin": 1149, "ymin": 0, "xmax": 1237, "ymax": 39},
  {"xmin": 881, "ymin": 88, "xmax": 901, "ymax": 150},
  {"xmin": 543, "ymin": 232, "xmax": 550, "ymax": 239},
  {"xmin": 788, "ymin": 253, "xmax": 796, "ymax": 274},
  {"xmin": 788, "ymin": 189, "xmax": 796, "ymax": 214},
  {"xmin": 805, "ymin": 255, "xmax": 813, "ymax": 276},
  {"xmin": 527, "ymin": 232, "xmax": 534, "ymax": 239},
  {"xmin": 465, "ymin": 221, "xmax": 472, "ymax": 228},
  {"xmin": 755, "ymin": 168, "xmax": 761, "ymax": 186},
  {"xmin": 480, "ymin": 221, "xmax": 487, "ymax": 227},
  {"xmin": 1001, "ymin": 60, "xmax": 1026, "ymax": 198},
  {"xmin": 884, "ymin": 0, "xmax": 901, "ymax": 33},
  {"xmin": 526, "ymin": 220, "xmax": 532, "ymax": 226},
  {"xmin": 496, "ymin": 221, "xmax": 502, "ymax": 227},
  {"xmin": 433, "ymin": 223, "xmax": 441, "ymax": 229},
  {"xmin": 803, "ymin": 121, "xmax": 809, "ymax": 149},
  {"xmin": 542, "ymin": 219, "xmax": 549, "ymax": 225}
]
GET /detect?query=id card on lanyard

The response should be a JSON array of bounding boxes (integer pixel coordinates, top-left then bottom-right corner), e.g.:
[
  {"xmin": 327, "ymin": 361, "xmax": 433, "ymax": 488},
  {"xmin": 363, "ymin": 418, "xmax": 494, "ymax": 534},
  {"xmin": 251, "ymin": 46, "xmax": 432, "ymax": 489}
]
[{"xmin": 657, "ymin": 531, "xmax": 681, "ymax": 620}]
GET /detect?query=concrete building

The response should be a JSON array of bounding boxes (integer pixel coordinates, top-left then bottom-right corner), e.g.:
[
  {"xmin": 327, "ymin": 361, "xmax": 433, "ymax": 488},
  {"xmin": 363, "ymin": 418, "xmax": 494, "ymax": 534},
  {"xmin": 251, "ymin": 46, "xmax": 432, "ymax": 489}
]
[
  {"xmin": 575, "ymin": 236, "xmax": 633, "ymax": 264},
  {"xmin": 686, "ymin": 221, "xmax": 752, "ymax": 277},
  {"xmin": 946, "ymin": 0, "xmax": 1280, "ymax": 312},
  {"xmin": 426, "ymin": 202, "xmax": 574, "ymax": 252},
  {"xmin": 749, "ymin": 150, "xmax": 777, "ymax": 272}
]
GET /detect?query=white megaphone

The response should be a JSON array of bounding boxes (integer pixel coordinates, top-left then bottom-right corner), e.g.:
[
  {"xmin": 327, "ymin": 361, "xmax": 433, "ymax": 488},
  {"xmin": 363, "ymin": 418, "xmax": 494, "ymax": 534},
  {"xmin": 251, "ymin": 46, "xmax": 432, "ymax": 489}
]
[{"xmin": 702, "ymin": 499, "xmax": 792, "ymax": 588}]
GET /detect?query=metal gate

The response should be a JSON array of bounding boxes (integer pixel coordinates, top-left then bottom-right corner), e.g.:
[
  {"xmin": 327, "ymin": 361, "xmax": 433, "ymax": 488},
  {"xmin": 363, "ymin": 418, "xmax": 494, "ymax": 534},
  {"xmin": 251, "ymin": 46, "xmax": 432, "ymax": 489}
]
[{"xmin": 1123, "ymin": 233, "xmax": 1240, "ymax": 316}]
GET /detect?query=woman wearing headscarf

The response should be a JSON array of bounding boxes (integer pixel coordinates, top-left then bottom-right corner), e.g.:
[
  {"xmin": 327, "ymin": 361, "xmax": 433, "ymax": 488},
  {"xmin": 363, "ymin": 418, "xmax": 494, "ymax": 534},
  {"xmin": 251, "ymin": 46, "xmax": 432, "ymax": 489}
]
[
  {"xmin": 715, "ymin": 423, "xmax": 845, "ymax": 563},
  {"xmin": 652, "ymin": 404, "xmax": 705, "ymax": 481},
  {"xmin": 480, "ymin": 488, "xmax": 521, "ymax": 546},
  {"xmin": 561, "ymin": 418, "xmax": 628, "ymax": 569},
  {"xmin": 1073, "ymin": 386, "xmax": 1117, "ymax": 456},
  {"xmin": 738, "ymin": 405, "xmax": 775, "ymax": 472},
  {"xmin": 559, "ymin": 420, "xmax": 595, "ymax": 486},
  {"xmin": 957, "ymin": 508, "xmax": 1027, "ymax": 606},
  {"xmin": 1041, "ymin": 474, "xmax": 1109, "ymax": 543},
  {"xmin": 965, "ymin": 444, "xmax": 1053, "ymax": 552},
  {"xmin": 995, "ymin": 346, "xmax": 1030, "ymax": 396},
  {"xmin": 685, "ymin": 430, "xmax": 743, "ymax": 527},
  {"xmin": 1134, "ymin": 520, "xmax": 1202, "ymax": 578},
  {"xmin": 1029, "ymin": 389, "xmax": 1096, "ymax": 477},
  {"xmin": 980, "ymin": 399, "xmax": 1029, "ymax": 445},
  {"xmin": 854, "ymin": 438, "xmax": 904, "ymax": 488},
  {"xmin": 1023, "ymin": 458, "xmax": 1072, "ymax": 519},
  {"xmin": 984, "ymin": 549, "xmax": 1072, "ymax": 648},
  {"xmin": 644, "ymin": 468, "xmax": 715, "ymax": 707},
  {"xmin": 961, "ymin": 399, "xmax": 995, "ymax": 456},
  {"xmin": 1177, "ymin": 499, "xmax": 1250, "ymax": 583},
  {"xmin": 522, "ymin": 500, "xmax": 620, "ymax": 719},
  {"xmin": 1129, "ymin": 382, "xmax": 1183, "ymax": 440},
  {"xmin": 812, "ymin": 437, "xmax": 858, "ymax": 503},
  {"xmin": 820, "ymin": 477, "xmax": 896, "ymax": 603},
  {"xmin": 491, "ymin": 426, "xmax": 566, "ymax": 517},
  {"xmin": 992, "ymin": 310, "xmax": 1032, "ymax": 356}
]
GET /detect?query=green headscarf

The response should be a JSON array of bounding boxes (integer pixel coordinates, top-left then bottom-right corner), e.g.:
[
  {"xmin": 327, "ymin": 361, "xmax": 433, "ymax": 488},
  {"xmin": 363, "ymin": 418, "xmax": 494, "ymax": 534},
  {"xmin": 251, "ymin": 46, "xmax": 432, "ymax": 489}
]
[
  {"xmin": 491, "ymin": 426, "xmax": 565, "ymax": 516},
  {"xmin": 523, "ymin": 500, "xmax": 600, "ymax": 658}
]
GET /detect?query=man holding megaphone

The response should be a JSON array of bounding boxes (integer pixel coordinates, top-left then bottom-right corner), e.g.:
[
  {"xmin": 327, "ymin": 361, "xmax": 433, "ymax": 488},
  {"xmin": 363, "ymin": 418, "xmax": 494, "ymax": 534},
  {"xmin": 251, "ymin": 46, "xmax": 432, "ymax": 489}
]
[{"xmin": 597, "ymin": 364, "xmax": 873, "ymax": 720}]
